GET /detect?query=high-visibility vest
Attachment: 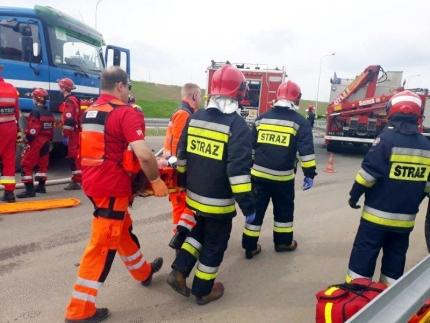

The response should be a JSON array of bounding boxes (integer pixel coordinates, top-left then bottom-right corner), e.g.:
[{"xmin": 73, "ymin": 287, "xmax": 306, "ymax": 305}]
[{"xmin": 80, "ymin": 98, "xmax": 140, "ymax": 173}]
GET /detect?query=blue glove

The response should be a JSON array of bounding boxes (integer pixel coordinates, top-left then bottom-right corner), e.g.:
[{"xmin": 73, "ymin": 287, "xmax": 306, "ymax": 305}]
[
  {"xmin": 303, "ymin": 177, "xmax": 314, "ymax": 191},
  {"xmin": 245, "ymin": 213, "xmax": 256, "ymax": 224}
]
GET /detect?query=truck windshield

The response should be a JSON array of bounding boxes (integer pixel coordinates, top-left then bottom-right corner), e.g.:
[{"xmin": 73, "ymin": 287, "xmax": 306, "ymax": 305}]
[{"xmin": 47, "ymin": 25, "xmax": 103, "ymax": 73}]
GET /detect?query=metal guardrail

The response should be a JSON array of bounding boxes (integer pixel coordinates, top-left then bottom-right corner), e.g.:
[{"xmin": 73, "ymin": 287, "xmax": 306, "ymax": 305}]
[
  {"xmin": 146, "ymin": 118, "xmax": 169, "ymax": 128},
  {"xmin": 347, "ymin": 255, "xmax": 430, "ymax": 323}
]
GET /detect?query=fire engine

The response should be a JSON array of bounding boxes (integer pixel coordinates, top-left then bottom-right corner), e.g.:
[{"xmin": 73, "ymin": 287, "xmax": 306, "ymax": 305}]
[
  {"xmin": 206, "ymin": 61, "xmax": 286, "ymax": 124},
  {"xmin": 325, "ymin": 65, "xmax": 429, "ymax": 151}
]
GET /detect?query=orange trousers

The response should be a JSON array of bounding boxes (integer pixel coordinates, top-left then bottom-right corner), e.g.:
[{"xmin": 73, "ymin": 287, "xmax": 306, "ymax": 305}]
[
  {"xmin": 65, "ymin": 196, "xmax": 152, "ymax": 321},
  {"xmin": 169, "ymin": 191, "xmax": 196, "ymax": 232}
]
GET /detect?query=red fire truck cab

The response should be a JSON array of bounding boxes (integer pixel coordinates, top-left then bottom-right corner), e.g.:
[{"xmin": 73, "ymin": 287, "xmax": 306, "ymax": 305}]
[{"xmin": 206, "ymin": 61, "xmax": 286, "ymax": 124}]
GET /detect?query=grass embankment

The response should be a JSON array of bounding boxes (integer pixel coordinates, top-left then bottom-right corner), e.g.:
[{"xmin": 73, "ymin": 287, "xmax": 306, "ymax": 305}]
[{"xmin": 131, "ymin": 80, "xmax": 328, "ymax": 119}]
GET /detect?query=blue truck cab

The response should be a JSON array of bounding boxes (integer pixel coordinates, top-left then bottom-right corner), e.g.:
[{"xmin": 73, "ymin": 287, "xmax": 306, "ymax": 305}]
[{"xmin": 0, "ymin": 5, "xmax": 130, "ymax": 142}]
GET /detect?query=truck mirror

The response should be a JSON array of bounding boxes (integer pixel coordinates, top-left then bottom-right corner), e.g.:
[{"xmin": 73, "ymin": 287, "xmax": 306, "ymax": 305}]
[{"xmin": 33, "ymin": 42, "xmax": 40, "ymax": 58}]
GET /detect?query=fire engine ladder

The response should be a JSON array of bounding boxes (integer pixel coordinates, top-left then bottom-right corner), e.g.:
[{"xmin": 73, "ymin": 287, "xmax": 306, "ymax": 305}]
[{"xmin": 347, "ymin": 254, "xmax": 430, "ymax": 322}]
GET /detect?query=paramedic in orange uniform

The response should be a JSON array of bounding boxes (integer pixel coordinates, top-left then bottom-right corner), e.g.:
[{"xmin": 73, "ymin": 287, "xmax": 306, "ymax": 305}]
[
  {"xmin": 162, "ymin": 83, "xmax": 202, "ymax": 250},
  {"xmin": 65, "ymin": 67, "xmax": 169, "ymax": 323}
]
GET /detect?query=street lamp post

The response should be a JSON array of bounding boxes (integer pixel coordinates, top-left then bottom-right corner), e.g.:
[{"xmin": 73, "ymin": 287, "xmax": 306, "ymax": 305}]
[
  {"xmin": 315, "ymin": 52, "xmax": 335, "ymax": 112},
  {"xmin": 95, "ymin": 0, "xmax": 105, "ymax": 29}
]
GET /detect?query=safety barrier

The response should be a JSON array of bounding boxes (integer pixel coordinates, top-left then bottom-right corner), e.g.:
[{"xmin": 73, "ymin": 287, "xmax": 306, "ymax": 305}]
[{"xmin": 347, "ymin": 255, "xmax": 430, "ymax": 322}]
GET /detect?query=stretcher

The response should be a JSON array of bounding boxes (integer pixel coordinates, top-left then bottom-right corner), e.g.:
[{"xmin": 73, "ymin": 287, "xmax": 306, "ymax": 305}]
[{"xmin": 0, "ymin": 198, "xmax": 80, "ymax": 214}]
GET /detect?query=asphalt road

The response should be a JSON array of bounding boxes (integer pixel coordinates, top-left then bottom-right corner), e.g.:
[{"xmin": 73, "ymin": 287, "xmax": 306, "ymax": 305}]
[{"xmin": 0, "ymin": 135, "xmax": 428, "ymax": 323}]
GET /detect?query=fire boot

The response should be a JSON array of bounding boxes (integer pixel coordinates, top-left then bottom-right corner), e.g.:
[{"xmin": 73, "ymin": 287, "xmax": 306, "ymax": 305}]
[
  {"xmin": 167, "ymin": 269, "xmax": 191, "ymax": 297},
  {"xmin": 17, "ymin": 183, "xmax": 36, "ymax": 198},
  {"xmin": 168, "ymin": 230, "xmax": 188, "ymax": 250},
  {"xmin": 274, "ymin": 240, "xmax": 298, "ymax": 252},
  {"xmin": 65, "ymin": 308, "xmax": 110, "ymax": 323},
  {"xmin": 2, "ymin": 190, "xmax": 16, "ymax": 203},
  {"xmin": 141, "ymin": 257, "xmax": 163, "ymax": 287},
  {"xmin": 64, "ymin": 181, "xmax": 81, "ymax": 191},
  {"xmin": 35, "ymin": 180, "xmax": 46, "ymax": 193},
  {"xmin": 196, "ymin": 282, "xmax": 225, "ymax": 305}
]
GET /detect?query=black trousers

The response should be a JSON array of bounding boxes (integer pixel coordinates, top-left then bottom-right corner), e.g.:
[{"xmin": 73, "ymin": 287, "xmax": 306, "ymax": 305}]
[
  {"xmin": 172, "ymin": 214, "xmax": 232, "ymax": 297},
  {"xmin": 242, "ymin": 179, "xmax": 295, "ymax": 251},
  {"xmin": 347, "ymin": 220, "xmax": 410, "ymax": 282}
]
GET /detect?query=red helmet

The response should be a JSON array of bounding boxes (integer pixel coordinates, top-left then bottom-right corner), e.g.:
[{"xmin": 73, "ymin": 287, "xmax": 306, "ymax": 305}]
[
  {"xmin": 58, "ymin": 78, "xmax": 76, "ymax": 92},
  {"xmin": 32, "ymin": 88, "xmax": 49, "ymax": 104},
  {"xmin": 386, "ymin": 90, "xmax": 422, "ymax": 118},
  {"xmin": 210, "ymin": 65, "xmax": 247, "ymax": 100},
  {"xmin": 276, "ymin": 81, "xmax": 302, "ymax": 104}
]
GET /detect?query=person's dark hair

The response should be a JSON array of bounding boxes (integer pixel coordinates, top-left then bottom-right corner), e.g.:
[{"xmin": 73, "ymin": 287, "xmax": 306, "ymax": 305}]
[{"xmin": 101, "ymin": 66, "xmax": 128, "ymax": 91}]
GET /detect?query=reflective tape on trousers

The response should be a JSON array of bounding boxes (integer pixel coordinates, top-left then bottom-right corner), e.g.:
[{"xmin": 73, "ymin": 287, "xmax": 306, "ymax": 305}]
[
  {"xmin": 76, "ymin": 277, "xmax": 103, "ymax": 290},
  {"xmin": 186, "ymin": 190, "xmax": 234, "ymax": 206}
]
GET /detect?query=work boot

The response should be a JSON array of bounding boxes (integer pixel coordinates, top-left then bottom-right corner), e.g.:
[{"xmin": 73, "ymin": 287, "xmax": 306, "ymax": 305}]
[
  {"xmin": 64, "ymin": 181, "xmax": 81, "ymax": 190},
  {"xmin": 141, "ymin": 257, "xmax": 163, "ymax": 287},
  {"xmin": 167, "ymin": 269, "xmax": 191, "ymax": 297},
  {"xmin": 195, "ymin": 282, "xmax": 225, "ymax": 305},
  {"xmin": 168, "ymin": 231, "xmax": 187, "ymax": 250},
  {"xmin": 245, "ymin": 244, "xmax": 261, "ymax": 259},
  {"xmin": 2, "ymin": 190, "xmax": 16, "ymax": 203},
  {"xmin": 35, "ymin": 181, "xmax": 46, "ymax": 193},
  {"xmin": 275, "ymin": 240, "xmax": 298, "ymax": 252},
  {"xmin": 16, "ymin": 183, "xmax": 35, "ymax": 198},
  {"xmin": 65, "ymin": 308, "xmax": 110, "ymax": 323}
]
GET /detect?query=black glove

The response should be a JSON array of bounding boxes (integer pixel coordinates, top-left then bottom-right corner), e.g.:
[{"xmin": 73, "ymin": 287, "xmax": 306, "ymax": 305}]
[{"xmin": 348, "ymin": 199, "xmax": 361, "ymax": 209}]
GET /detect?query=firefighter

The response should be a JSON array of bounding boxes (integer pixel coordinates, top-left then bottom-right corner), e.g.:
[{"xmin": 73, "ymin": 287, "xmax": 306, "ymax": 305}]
[
  {"xmin": 242, "ymin": 80, "xmax": 317, "ymax": 259},
  {"xmin": 346, "ymin": 90, "xmax": 430, "ymax": 285},
  {"xmin": 162, "ymin": 83, "xmax": 202, "ymax": 250},
  {"xmin": 65, "ymin": 67, "xmax": 169, "ymax": 323},
  {"xmin": 307, "ymin": 104, "xmax": 316, "ymax": 128},
  {"xmin": 167, "ymin": 65, "xmax": 255, "ymax": 305},
  {"xmin": 17, "ymin": 88, "xmax": 54, "ymax": 198},
  {"xmin": 58, "ymin": 78, "xmax": 82, "ymax": 190},
  {"xmin": 0, "ymin": 76, "xmax": 20, "ymax": 202}
]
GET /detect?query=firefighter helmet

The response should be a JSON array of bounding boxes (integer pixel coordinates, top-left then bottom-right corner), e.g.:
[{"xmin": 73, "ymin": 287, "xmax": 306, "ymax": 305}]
[
  {"xmin": 32, "ymin": 88, "xmax": 49, "ymax": 105},
  {"xmin": 386, "ymin": 90, "xmax": 423, "ymax": 118},
  {"xmin": 58, "ymin": 78, "xmax": 76, "ymax": 92},
  {"xmin": 277, "ymin": 81, "xmax": 302, "ymax": 104},
  {"xmin": 210, "ymin": 65, "xmax": 247, "ymax": 100}
]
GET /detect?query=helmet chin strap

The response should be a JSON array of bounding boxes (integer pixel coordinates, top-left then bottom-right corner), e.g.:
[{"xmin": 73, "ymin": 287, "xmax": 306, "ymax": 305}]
[{"xmin": 206, "ymin": 96, "xmax": 239, "ymax": 114}]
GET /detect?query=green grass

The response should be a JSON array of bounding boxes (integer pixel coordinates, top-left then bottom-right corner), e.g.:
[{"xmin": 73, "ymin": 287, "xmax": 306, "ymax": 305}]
[{"xmin": 131, "ymin": 80, "xmax": 328, "ymax": 118}]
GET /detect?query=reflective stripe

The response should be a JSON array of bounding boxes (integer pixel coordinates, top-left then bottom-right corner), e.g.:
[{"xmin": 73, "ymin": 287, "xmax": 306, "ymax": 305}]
[
  {"xmin": 251, "ymin": 164, "xmax": 295, "ymax": 181},
  {"xmin": 187, "ymin": 190, "xmax": 234, "ymax": 206},
  {"xmin": 301, "ymin": 160, "xmax": 316, "ymax": 168},
  {"xmin": 76, "ymin": 277, "xmax": 103, "ymax": 290},
  {"xmin": 345, "ymin": 269, "xmax": 370, "ymax": 283},
  {"xmin": 72, "ymin": 291, "xmax": 96, "ymax": 303},
  {"xmin": 355, "ymin": 169, "xmax": 376, "ymax": 188},
  {"xmin": 391, "ymin": 95, "xmax": 422, "ymax": 107},
  {"xmin": 256, "ymin": 123, "xmax": 297, "ymax": 136},
  {"xmin": 0, "ymin": 97, "xmax": 16, "ymax": 104},
  {"xmin": 35, "ymin": 173, "xmax": 47, "ymax": 177},
  {"xmin": 323, "ymin": 287, "xmax": 339, "ymax": 323},
  {"xmin": 180, "ymin": 213, "xmax": 196, "ymax": 223},
  {"xmin": 229, "ymin": 175, "xmax": 251, "ymax": 185},
  {"xmin": 189, "ymin": 119, "xmax": 230, "ymax": 134},
  {"xmin": 120, "ymin": 250, "xmax": 142, "ymax": 263},
  {"xmin": 243, "ymin": 223, "xmax": 261, "ymax": 237},
  {"xmin": 273, "ymin": 221, "xmax": 294, "ymax": 233},
  {"xmin": 63, "ymin": 125, "xmax": 74, "ymax": 130},
  {"xmin": 186, "ymin": 196, "xmax": 236, "ymax": 214},
  {"xmin": 82, "ymin": 124, "xmax": 105, "ymax": 133},
  {"xmin": 182, "ymin": 237, "xmax": 202, "ymax": 258},
  {"xmin": 177, "ymin": 165, "xmax": 186, "ymax": 173},
  {"xmin": 391, "ymin": 147, "xmax": 430, "ymax": 165},
  {"xmin": 22, "ymin": 176, "xmax": 33, "ymax": 180},
  {"xmin": 380, "ymin": 274, "xmax": 397, "ymax": 285},
  {"xmin": 188, "ymin": 126, "xmax": 229, "ymax": 143},
  {"xmin": 127, "ymin": 257, "xmax": 146, "ymax": 271},
  {"xmin": 231, "ymin": 183, "xmax": 252, "ymax": 193},
  {"xmin": 0, "ymin": 176, "xmax": 16, "ymax": 184},
  {"xmin": 178, "ymin": 220, "xmax": 194, "ymax": 231},
  {"xmin": 72, "ymin": 170, "xmax": 82, "ymax": 175},
  {"xmin": 362, "ymin": 205, "xmax": 416, "ymax": 228},
  {"xmin": 0, "ymin": 115, "xmax": 16, "ymax": 122},
  {"xmin": 177, "ymin": 159, "xmax": 187, "ymax": 166},
  {"xmin": 300, "ymin": 154, "xmax": 315, "ymax": 162},
  {"xmin": 195, "ymin": 263, "xmax": 218, "ymax": 281},
  {"xmin": 255, "ymin": 118, "xmax": 300, "ymax": 130},
  {"xmin": 184, "ymin": 237, "xmax": 202, "ymax": 250}
]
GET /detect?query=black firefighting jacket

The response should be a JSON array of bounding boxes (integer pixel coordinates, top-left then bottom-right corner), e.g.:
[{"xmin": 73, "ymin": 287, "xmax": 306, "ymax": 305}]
[
  {"xmin": 177, "ymin": 108, "xmax": 255, "ymax": 218},
  {"xmin": 350, "ymin": 114, "xmax": 430, "ymax": 231},
  {"xmin": 251, "ymin": 105, "xmax": 317, "ymax": 182}
]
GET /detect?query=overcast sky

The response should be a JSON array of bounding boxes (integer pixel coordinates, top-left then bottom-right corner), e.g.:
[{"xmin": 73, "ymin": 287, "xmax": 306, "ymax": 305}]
[{"xmin": 4, "ymin": 0, "xmax": 430, "ymax": 101}]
